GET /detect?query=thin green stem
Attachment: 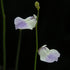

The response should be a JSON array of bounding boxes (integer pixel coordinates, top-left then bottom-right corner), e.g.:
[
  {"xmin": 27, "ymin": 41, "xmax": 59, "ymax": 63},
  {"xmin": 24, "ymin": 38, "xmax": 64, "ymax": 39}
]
[
  {"xmin": 15, "ymin": 30, "xmax": 22, "ymax": 70},
  {"xmin": 34, "ymin": 10, "xmax": 39, "ymax": 70},
  {"xmin": 1, "ymin": 0, "xmax": 6, "ymax": 70}
]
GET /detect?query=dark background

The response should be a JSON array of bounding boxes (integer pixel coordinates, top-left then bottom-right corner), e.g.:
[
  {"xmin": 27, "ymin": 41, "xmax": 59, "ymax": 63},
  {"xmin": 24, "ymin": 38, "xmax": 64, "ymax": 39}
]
[{"xmin": 0, "ymin": 0, "xmax": 70, "ymax": 70}]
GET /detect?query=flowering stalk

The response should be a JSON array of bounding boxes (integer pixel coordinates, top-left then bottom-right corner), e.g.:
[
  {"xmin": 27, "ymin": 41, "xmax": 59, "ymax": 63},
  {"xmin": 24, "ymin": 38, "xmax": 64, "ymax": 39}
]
[
  {"xmin": 1, "ymin": 0, "xmax": 6, "ymax": 70},
  {"xmin": 34, "ymin": 1, "xmax": 40, "ymax": 70},
  {"xmin": 15, "ymin": 30, "xmax": 22, "ymax": 70}
]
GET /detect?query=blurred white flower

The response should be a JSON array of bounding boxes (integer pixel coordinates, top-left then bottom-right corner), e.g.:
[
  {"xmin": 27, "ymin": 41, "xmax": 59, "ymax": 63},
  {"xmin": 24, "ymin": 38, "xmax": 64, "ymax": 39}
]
[
  {"xmin": 38, "ymin": 45, "xmax": 60, "ymax": 63},
  {"xmin": 14, "ymin": 14, "xmax": 37, "ymax": 30}
]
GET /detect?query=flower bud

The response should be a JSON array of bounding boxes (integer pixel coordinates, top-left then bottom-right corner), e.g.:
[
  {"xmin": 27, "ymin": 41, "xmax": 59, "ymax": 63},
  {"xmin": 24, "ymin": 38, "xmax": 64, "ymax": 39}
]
[{"xmin": 35, "ymin": 1, "xmax": 40, "ymax": 10}]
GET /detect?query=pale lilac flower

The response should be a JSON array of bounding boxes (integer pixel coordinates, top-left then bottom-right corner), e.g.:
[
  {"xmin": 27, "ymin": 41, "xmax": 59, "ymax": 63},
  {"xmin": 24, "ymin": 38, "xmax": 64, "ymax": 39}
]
[
  {"xmin": 14, "ymin": 14, "xmax": 37, "ymax": 30},
  {"xmin": 38, "ymin": 45, "xmax": 60, "ymax": 63}
]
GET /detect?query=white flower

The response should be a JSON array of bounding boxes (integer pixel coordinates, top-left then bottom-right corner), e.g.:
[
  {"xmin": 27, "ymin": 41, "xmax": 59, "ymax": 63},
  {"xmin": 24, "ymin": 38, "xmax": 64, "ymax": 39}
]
[
  {"xmin": 38, "ymin": 45, "xmax": 60, "ymax": 63},
  {"xmin": 14, "ymin": 14, "xmax": 37, "ymax": 30}
]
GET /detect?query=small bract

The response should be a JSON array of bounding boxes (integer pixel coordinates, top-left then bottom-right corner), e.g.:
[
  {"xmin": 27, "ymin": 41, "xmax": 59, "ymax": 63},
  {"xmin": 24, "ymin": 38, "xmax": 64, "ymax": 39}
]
[
  {"xmin": 14, "ymin": 14, "xmax": 37, "ymax": 30},
  {"xmin": 38, "ymin": 45, "xmax": 60, "ymax": 63}
]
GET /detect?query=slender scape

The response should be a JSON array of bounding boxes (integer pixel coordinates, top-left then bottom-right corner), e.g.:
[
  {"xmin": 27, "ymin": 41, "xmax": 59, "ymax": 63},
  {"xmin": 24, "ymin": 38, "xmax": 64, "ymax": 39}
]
[
  {"xmin": 1, "ymin": 0, "xmax": 6, "ymax": 70},
  {"xmin": 34, "ymin": 10, "xmax": 39, "ymax": 70},
  {"xmin": 15, "ymin": 30, "xmax": 22, "ymax": 70}
]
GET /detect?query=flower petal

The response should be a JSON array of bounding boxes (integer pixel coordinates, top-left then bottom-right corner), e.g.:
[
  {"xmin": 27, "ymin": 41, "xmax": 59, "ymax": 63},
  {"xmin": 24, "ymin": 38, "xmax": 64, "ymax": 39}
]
[
  {"xmin": 38, "ymin": 45, "xmax": 50, "ymax": 57},
  {"xmin": 24, "ymin": 14, "xmax": 37, "ymax": 30},
  {"xmin": 14, "ymin": 14, "xmax": 37, "ymax": 30},
  {"xmin": 50, "ymin": 49, "xmax": 60, "ymax": 58},
  {"xmin": 14, "ymin": 17, "xmax": 29, "ymax": 30},
  {"xmin": 45, "ymin": 51, "xmax": 60, "ymax": 63},
  {"xmin": 38, "ymin": 45, "xmax": 60, "ymax": 63},
  {"xmin": 24, "ymin": 18, "xmax": 37, "ymax": 30}
]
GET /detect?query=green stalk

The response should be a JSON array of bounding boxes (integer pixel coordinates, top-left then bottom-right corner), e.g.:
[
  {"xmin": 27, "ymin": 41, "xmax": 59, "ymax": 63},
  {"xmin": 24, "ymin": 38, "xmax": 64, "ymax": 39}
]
[
  {"xmin": 1, "ymin": 0, "xmax": 6, "ymax": 70},
  {"xmin": 15, "ymin": 30, "xmax": 22, "ymax": 70},
  {"xmin": 34, "ymin": 10, "xmax": 39, "ymax": 70}
]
